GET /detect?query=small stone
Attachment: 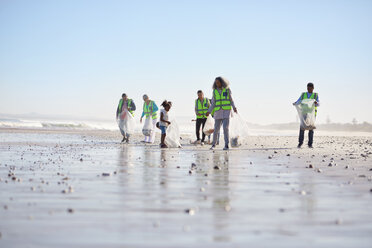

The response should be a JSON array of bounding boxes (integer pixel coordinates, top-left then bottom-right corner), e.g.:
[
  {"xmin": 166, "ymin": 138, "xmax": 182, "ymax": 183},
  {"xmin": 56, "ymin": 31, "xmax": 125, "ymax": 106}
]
[
  {"xmin": 300, "ymin": 190, "xmax": 307, "ymax": 195},
  {"xmin": 268, "ymin": 156, "xmax": 273, "ymax": 159},
  {"xmin": 328, "ymin": 162, "xmax": 333, "ymax": 167},
  {"xmin": 213, "ymin": 165, "xmax": 221, "ymax": 170},
  {"xmin": 191, "ymin": 163, "xmax": 196, "ymax": 168},
  {"xmin": 204, "ymin": 173, "xmax": 208, "ymax": 177},
  {"xmin": 176, "ymin": 166, "xmax": 180, "ymax": 169},
  {"xmin": 345, "ymin": 165, "xmax": 349, "ymax": 169},
  {"xmin": 358, "ymin": 175, "xmax": 366, "ymax": 178},
  {"xmin": 308, "ymin": 164, "xmax": 313, "ymax": 169},
  {"xmin": 224, "ymin": 205, "xmax": 231, "ymax": 212},
  {"xmin": 188, "ymin": 170, "xmax": 193, "ymax": 174},
  {"xmin": 102, "ymin": 173, "xmax": 111, "ymax": 176},
  {"xmin": 279, "ymin": 208, "xmax": 285, "ymax": 213},
  {"xmin": 286, "ymin": 154, "xmax": 290, "ymax": 156},
  {"xmin": 335, "ymin": 219, "xmax": 343, "ymax": 225},
  {"xmin": 80, "ymin": 158, "xmax": 83, "ymax": 162},
  {"xmin": 61, "ymin": 189, "xmax": 67, "ymax": 194},
  {"xmin": 67, "ymin": 208, "xmax": 74, "ymax": 213},
  {"xmin": 316, "ymin": 168, "xmax": 322, "ymax": 173},
  {"xmin": 185, "ymin": 208, "xmax": 195, "ymax": 215}
]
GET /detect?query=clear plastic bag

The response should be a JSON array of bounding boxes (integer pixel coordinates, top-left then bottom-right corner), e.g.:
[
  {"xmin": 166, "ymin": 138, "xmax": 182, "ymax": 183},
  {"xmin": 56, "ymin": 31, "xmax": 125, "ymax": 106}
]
[
  {"xmin": 203, "ymin": 115, "xmax": 214, "ymax": 135},
  {"xmin": 295, "ymin": 99, "xmax": 316, "ymax": 130},
  {"xmin": 165, "ymin": 119, "xmax": 182, "ymax": 148},
  {"xmin": 117, "ymin": 109, "xmax": 135, "ymax": 135},
  {"xmin": 142, "ymin": 117, "xmax": 154, "ymax": 136},
  {"xmin": 229, "ymin": 113, "xmax": 249, "ymax": 147}
]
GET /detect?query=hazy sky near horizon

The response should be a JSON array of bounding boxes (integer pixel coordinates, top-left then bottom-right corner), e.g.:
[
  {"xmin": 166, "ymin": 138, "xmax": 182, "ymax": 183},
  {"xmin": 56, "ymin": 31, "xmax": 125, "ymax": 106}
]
[{"xmin": 1, "ymin": 0, "xmax": 371, "ymax": 124}]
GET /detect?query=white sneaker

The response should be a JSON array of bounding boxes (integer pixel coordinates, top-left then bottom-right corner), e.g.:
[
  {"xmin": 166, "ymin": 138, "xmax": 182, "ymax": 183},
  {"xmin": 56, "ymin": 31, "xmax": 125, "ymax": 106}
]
[{"xmin": 210, "ymin": 146, "xmax": 215, "ymax": 150}]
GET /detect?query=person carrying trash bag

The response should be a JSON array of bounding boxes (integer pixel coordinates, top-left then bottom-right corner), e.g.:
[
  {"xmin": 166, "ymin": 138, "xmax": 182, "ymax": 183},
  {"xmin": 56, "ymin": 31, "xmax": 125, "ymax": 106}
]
[
  {"xmin": 293, "ymin": 82, "xmax": 320, "ymax": 148},
  {"xmin": 206, "ymin": 77, "xmax": 237, "ymax": 150},
  {"xmin": 116, "ymin": 93, "xmax": 136, "ymax": 143},
  {"xmin": 140, "ymin": 94, "xmax": 158, "ymax": 143},
  {"xmin": 193, "ymin": 90, "xmax": 210, "ymax": 145}
]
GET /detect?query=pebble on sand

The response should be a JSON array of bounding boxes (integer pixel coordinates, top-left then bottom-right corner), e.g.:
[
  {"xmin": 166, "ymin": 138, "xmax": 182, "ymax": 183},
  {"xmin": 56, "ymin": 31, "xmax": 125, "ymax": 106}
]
[
  {"xmin": 102, "ymin": 173, "xmax": 111, "ymax": 176},
  {"xmin": 316, "ymin": 168, "xmax": 322, "ymax": 173},
  {"xmin": 185, "ymin": 208, "xmax": 195, "ymax": 216},
  {"xmin": 67, "ymin": 208, "xmax": 74, "ymax": 213},
  {"xmin": 213, "ymin": 165, "xmax": 221, "ymax": 170}
]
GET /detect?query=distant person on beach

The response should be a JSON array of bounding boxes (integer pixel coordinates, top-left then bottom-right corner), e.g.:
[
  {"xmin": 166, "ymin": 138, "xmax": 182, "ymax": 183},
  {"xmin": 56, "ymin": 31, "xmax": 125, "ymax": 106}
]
[
  {"xmin": 206, "ymin": 77, "xmax": 237, "ymax": 150},
  {"xmin": 140, "ymin": 94, "xmax": 158, "ymax": 143},
  {"xmin": 159, "ymin": 100, "xmax": 172, "ymax": 148},
  {"xmin": 194, "ymin": 90, "xmax": 210, "ymax": 145},
  {"xmin": 116, "ymin": 93, "xmax": 136, "ymax": 143},
  {"xmin": 293, "ymin": 82, "xmax": 320, "ymax": 148}
]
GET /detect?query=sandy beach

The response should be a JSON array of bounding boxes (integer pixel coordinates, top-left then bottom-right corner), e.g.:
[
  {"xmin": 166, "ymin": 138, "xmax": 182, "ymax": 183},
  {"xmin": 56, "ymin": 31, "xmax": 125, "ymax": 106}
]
[{"xmin": 0, "ymin": 128, "xmax": 371, "ymax": 248}]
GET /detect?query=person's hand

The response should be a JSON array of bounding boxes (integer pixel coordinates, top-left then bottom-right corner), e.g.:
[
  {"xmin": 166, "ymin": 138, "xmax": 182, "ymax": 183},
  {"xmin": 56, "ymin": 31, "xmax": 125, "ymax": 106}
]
[
  {"xmin": 168, "ymin": 121, "xmax": 171, "ymax": 125},
  {"xmin": 233, "ymin": 107, "xmax": 237, "ymax": 113},
  {"xmin": 314, "ymin": 101, "xmax": 318, "ymax": 105},
  {"xmin": 140, "ymin": 117, "xmax": 143, "ymax": 123},
  {"xmin": 206, "ymin": 112, "xmax": 210, "ymax": 117}
]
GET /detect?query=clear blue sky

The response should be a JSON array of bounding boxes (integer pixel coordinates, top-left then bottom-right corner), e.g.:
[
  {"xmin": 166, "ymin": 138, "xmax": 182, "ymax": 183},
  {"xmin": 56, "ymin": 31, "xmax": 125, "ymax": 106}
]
[{"xmin": 1, "ymin": 0, "xmax": 371, "ymax": 124}]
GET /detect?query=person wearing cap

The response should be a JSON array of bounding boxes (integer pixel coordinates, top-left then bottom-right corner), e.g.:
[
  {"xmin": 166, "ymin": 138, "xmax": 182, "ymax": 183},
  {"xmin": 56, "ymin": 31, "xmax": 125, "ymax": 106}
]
[
  {"xmin": 293, "ymin": 82, "xmax": 320, "ymax": 148},
  {"xmin": 116, "ymin": 93, "xmax": 136, "ymax": 143},
  {"xmin": 140, "ymin": 94, "xmax": 158, "ymax": 143}
]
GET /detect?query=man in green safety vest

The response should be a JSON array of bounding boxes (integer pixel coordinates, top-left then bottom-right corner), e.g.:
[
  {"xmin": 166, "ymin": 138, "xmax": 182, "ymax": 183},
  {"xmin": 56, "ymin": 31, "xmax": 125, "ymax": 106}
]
[
  {"xmin": 194, "ymin": 90, "xmax": 210, "ymax": 144},
  {"xmin": 116, "ymin": 93, "xmax": 136, "ymax": 143},
  {"xmin": 293, "ymin": 82, "xmax": 320, "ymax": 148}
]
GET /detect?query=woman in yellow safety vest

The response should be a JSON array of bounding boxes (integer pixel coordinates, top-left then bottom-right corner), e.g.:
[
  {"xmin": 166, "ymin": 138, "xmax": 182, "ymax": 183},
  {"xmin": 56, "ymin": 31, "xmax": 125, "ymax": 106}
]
[
  {"xmin": 140, "ymin": 94, "xmax": 159, "ymax": 143},
  {"xmin": 206, "ymin": 77, "xmax": 237, "ymax": 150}
]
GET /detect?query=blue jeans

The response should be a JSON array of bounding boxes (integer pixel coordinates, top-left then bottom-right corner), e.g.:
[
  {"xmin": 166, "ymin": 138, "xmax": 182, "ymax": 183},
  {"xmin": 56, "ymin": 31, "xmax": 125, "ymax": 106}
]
[
  {"xmin": 159, "ymin": 125, "xmax": 167, "ymax": 134},
  {"xmin": 212, "ymin": 118, "xmax": 230, "ymax": 147}
]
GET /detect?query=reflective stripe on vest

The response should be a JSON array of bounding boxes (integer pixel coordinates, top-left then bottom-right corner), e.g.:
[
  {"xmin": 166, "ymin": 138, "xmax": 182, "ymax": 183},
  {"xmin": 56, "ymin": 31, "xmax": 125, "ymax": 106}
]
[
  {"xmin": 301, "ymin": 92, "xmax": 318, "ymax": 116},
  {"xmin": 196, "ymin": 98, "xmax": 209, "ymax": 119},
  {"xmin": 143, "ymin": 101, "xmax": 157, "ymax": 119},
  {"xmin": 214, "ymin": 88, "xmax": 231, "ymax": 112}
]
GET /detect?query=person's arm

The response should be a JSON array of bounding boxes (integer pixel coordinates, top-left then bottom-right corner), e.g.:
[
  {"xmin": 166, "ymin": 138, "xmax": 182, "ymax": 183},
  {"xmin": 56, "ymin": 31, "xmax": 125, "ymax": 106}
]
[
  {"xmin": 160, "ymin": 112, "xmax": 165, "ymax": 122},
  {"xmin": 131, "ymin": 101, "xmax": 136, "ymax": 111},
  {"xmin": 116, "ymin": 101, "xmax": 120, "ymax": 118},
  {"xmin": 315, "ymin": 94, "xmax": 320, "ymax": 107},
  {"xmin": 195, "ymin": 100, "xmax": 198, "ymax": 116},
  {"xmin": 152, "ymin": 102, "xmax": 159, "ymax": 112},
  {"xmin": 293, "ymin": 95, "xmax": 302, "ymax": 105},
  {"xmin": 207, "ymin": 95, "xmax": 216, "ymax": 115},
  {"xmin": 229, "ymin": 89, "xmax": 237, "ymax": 112}
]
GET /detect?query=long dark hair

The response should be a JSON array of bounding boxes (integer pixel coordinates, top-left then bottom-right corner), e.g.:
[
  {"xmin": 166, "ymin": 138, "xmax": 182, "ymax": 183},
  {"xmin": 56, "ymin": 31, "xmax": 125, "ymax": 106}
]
[{"xmin": 212, "ymin": 77, "xmax": 230, "ymax": 89}]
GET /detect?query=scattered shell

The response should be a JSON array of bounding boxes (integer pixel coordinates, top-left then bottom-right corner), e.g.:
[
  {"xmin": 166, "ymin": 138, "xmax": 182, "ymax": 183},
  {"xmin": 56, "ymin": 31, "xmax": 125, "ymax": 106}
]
[
  {"xmin": 184, "ymin": 208, "xmax": 195, "ymax": 215},
  {"xmin": 224, "ymin": 205, "xmax": 232, "ymax": 212}
]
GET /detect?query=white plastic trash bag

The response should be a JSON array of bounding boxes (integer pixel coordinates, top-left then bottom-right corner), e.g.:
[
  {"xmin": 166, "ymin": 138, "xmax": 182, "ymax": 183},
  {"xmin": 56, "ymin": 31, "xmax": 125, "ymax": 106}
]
[
  {"xmin": 142, "ymin": 117, "xmax": 153, "ymax": 136},
  {"xmin": 117, "ymin": 109, "xmax": 135, "ymax": 135},
  {"xmin": 165, "ymin": 119, "xmax": 182, "ymax": 148},
  {"xmin": 295, "ymin": 99, "xmax": 316, "ymax": 130},
  {"xmin": 203, "ymin": 115, "xmax": 214, "ymax": 135},
  {"xmin": 229, "ymin": 113, "xmax": 249, "ymax": 147}
]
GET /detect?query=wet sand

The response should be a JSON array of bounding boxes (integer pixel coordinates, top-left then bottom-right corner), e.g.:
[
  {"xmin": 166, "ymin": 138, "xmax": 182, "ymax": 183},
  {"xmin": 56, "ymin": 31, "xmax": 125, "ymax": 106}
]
[{"xmin": 0, "ymin": 128, "xmax": 372, "ymax": 248}]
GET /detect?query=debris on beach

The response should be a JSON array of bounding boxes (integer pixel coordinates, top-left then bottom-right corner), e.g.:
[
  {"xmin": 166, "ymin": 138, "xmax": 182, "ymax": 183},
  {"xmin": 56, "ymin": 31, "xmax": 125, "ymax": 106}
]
[
  {"xmin": 102, "ymin": 172, "xmax": 111, "ymax": 176},
  {"xmin": 67, "ymin": 208, "xmax": 74, "ymax": 213},
  {"xmin": 184, "ymin": 208, "xmax": 195, "ymax": 216},
  {"xmin": 213, "ymin": 165, "xmax": 221, "ymax": 170}
]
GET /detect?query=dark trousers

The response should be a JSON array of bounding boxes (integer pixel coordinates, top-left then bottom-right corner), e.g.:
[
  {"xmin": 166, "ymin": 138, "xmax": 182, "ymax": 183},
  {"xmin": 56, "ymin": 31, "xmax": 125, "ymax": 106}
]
[
  {"xmin": 196, "ymin": 118, "xmax": 207, "ymax": 142},
  {"xmin": 299, "ymin": 129, "xmax": 314, "ymax": 146}
]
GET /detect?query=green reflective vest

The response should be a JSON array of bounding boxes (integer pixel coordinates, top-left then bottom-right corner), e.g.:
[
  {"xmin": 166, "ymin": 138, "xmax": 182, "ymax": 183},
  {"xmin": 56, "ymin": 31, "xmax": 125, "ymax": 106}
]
[
  {"xmin": 213, "ymin": 88, "xmax": 231, "ymax": 112},
  {"xmin": 196, "ymin": 98, "xmax": 210, "ymax": 119},
  {"xmin": 118, "ymin": 99, "xmax": 134, "ymax": 115},
  {"xmin": 143, "ymin": 101, "xmax": 157, "ymax": 119},
  {"xmin": 301, "ymin": 92, "xmax": 318, "ymax": 116}
]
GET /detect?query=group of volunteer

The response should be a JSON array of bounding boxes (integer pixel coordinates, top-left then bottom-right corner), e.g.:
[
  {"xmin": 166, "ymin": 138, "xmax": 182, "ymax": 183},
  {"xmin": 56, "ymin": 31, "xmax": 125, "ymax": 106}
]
[{"xmin": 116, "ymin": 77, "xmax": 319, "ymax": 150}]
